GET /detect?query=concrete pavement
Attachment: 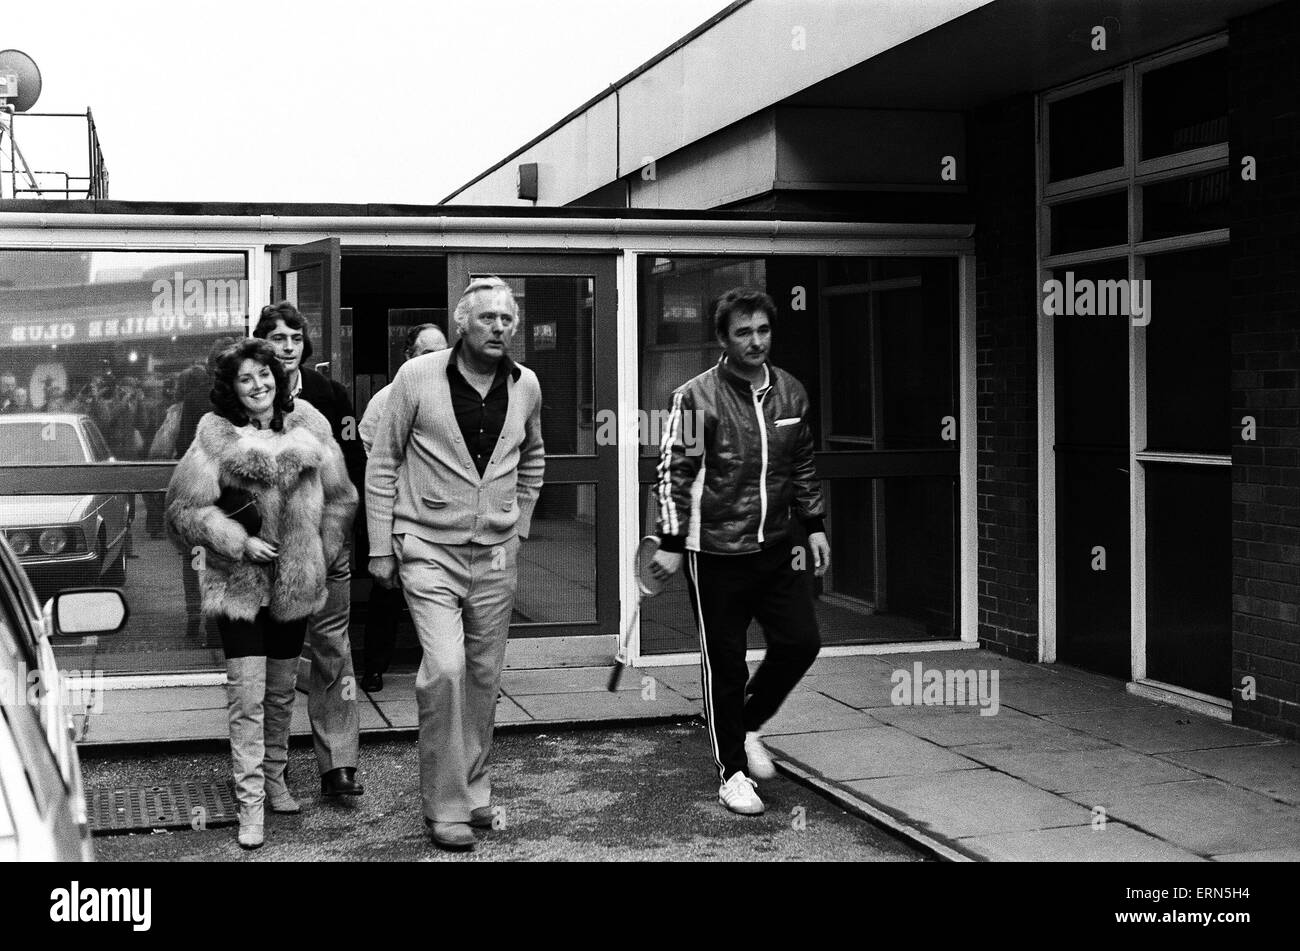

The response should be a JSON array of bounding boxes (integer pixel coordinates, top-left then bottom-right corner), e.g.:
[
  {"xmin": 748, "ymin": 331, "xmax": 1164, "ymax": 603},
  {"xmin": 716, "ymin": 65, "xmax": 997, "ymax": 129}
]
[{"xmin": 76, "ymin": 648, "xmax": 1300, "ymax": 861}]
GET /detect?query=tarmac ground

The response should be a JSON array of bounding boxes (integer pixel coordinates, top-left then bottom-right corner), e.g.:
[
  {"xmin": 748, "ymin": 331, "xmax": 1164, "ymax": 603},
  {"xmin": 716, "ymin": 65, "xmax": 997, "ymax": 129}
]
[{"xmin": 82, "ymin": 723, "xmax": 931, "ymax": 862}]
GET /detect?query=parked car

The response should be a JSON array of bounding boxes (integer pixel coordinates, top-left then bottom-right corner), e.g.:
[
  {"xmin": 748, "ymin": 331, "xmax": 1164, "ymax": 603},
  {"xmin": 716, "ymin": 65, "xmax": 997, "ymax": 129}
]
[
  {"xmin": 0, "ymin": 414, "xmax": 134, "ymax": 590},
  {"xmin": 0, "ymin": 532, "xmax": 128, "ymax": 860}
]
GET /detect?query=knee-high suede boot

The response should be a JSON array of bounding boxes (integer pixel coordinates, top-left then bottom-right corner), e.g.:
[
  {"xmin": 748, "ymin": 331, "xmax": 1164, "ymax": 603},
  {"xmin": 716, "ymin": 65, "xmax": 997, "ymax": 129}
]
[
  {"xmin": 225, "ymin": 655, "xmax": 267, "ymax": 849},
  {"xmin": 263, "ymin": 658, "xmax": 301, "ymax": 814}
]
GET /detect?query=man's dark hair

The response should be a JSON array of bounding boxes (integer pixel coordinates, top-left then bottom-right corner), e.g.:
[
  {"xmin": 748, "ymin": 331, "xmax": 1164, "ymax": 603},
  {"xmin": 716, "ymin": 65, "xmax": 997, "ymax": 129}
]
[
  {"xmin": 404, "ymin": 322, "xmax": 442, "ymax": 354},
  {"xmin": 253, "ymin": 301, "xmax": 314, "ymax": 362},
  {"xmin": 714, "ymin": 287, "xmax": 777, "ymax": 338},
  {"xmin": 210, "ymin": 338, "xmax": 294, "ymax": 430}
]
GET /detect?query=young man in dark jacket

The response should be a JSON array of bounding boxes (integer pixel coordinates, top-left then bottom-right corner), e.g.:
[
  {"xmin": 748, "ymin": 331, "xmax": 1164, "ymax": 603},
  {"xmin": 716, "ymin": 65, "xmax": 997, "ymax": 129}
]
[
  {"xmin": 255, "ymin": 302, "xmax": 366, "ymax": 799},
  {"xmin": 650, "ymin": 287, "xmax": 830, "ymax": 816}
]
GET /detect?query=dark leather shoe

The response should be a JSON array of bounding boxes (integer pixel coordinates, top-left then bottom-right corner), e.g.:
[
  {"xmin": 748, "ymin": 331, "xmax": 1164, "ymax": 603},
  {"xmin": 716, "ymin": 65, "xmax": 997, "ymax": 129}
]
[
  {"xmin": 469, "ymin": 806, "xmax": 497, "ymax": 830},
  {"xmin": 425, "ymin": 819, "xmax": 475, "ymax": 851},
  {"xmin": 360, "ymin": 672, "xmax": 383, "ymax": 693},
  {"xmin": 320, "ymin": 767, "xmax": 365, "ymax": 797}
]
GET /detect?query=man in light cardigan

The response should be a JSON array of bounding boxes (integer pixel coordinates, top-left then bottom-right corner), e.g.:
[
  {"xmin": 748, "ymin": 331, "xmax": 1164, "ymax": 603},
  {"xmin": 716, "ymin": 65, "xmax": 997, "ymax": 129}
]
[{"xmin": 366, "ymin": 277, "xmax": 544, "ymax": 851}]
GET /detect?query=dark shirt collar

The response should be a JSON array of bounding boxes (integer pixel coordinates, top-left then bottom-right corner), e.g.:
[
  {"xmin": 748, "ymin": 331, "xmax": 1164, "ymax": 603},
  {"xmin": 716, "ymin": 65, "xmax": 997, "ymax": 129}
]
[{"xmin": 449, "ymin": 339, "xmax": 521, "ymax": 382}]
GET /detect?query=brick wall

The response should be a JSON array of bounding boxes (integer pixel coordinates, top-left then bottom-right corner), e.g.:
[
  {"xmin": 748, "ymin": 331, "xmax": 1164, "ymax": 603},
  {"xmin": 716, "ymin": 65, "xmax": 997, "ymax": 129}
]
[
  {"xmin": 970, "ymin": 94, "xmax": 1039, "ymax": 661},
  {"xmin": 1229, "ymin": 1, "xmax": 1300, "ymax": 740}
]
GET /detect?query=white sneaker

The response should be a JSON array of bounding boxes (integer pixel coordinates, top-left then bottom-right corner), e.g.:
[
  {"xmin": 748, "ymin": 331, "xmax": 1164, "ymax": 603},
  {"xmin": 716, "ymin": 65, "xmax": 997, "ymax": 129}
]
[
  {"xmin": 744, "ymin": 731, "xmax": 776, "ymax": 780},
  {"xmin": 718, "ymin": 772, "xmax": 765, "ymax": 815}
]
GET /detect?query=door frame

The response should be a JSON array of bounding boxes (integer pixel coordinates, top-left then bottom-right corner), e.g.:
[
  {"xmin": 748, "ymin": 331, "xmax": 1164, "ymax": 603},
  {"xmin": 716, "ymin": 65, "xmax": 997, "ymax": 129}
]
[
  {"xmin": 1035, "ymin": 38, "xmax": 1234, "ymax": 714},
  {"xmin": 446, "ymin": 252, "xmax": 620, "ymax": 645}
]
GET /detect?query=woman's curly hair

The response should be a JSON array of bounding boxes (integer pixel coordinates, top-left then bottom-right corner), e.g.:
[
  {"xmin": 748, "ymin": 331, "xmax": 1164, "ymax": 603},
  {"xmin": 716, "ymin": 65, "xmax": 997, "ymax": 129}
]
[{"xmin": 209, "ymin": 338, "xmax": 294, "ymax": 430}]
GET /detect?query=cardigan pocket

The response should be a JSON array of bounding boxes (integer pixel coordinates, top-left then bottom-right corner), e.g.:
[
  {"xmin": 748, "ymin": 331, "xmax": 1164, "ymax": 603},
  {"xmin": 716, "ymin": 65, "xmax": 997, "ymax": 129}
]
[{"xmin": 420, "ymin": 496, "xmax": 448, "ymax": 509}]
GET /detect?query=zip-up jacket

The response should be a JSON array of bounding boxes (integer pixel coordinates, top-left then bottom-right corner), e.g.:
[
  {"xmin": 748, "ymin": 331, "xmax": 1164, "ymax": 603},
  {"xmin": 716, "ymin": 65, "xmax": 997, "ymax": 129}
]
[{"xmin": 656, "ymin": 356, "xmax": 825, "ymax": 555}]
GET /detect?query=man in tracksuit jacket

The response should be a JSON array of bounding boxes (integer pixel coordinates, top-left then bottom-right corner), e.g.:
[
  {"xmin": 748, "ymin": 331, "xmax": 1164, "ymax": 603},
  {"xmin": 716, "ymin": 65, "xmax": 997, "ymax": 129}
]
[{"xmin": 651, "ymin": 287, "xmax": 830, "ymax": 816}]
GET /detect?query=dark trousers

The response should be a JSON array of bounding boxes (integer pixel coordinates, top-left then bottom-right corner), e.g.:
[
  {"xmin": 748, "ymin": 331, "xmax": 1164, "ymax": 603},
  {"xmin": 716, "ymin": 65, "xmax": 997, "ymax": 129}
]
[
  {"xmin": 364, "ymin": 582, "xmax": 406, "ymax": 676},
  {"xmin": 684, "ymin": 543, "xmax": 821, "ymax": 782},
  {"xmin": 217, "ymin": 608, "xmax": 309, "ymax": 659}
]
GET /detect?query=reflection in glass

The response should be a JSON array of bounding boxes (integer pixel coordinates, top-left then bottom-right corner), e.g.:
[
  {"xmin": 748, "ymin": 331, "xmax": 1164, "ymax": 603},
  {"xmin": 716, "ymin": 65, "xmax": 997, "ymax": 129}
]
[
  {"xmin": 1141, "ymin": 50, "xmax": 1227, "ymax": 159},
  {"xmin": 514, "ymin": 483, "xmax": 597, "ymax": 625},
  {"xmin": 1050, "ymin": 191, "xmax": 1128, "ymax": 254},
  {"xmin": 0, "ymin": 249, "xmax": 248, "ymax": 463},
  {"xmin": 1049, "ymin": 83, "xmax": 1124, "ymax": 181},
  {"xmin": 476, "ymin": 275, "xmax": 594, "ymax": 456},
  {"xmin": 636, "ymin": 480, "xmax": 953, "ymax": 655}
]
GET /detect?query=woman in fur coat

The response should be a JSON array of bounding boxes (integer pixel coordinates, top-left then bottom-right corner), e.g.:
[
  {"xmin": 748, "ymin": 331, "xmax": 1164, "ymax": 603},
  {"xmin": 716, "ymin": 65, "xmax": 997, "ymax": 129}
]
[{"xmin": 165, "ymin": 338, "xmax": 357, "ymax": 849}]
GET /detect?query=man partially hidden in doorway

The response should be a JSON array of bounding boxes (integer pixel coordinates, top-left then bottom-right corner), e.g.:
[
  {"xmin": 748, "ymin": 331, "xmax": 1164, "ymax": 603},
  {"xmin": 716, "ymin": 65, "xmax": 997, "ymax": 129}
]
[
  {"xmin": 366, "ymin": 277, "xmax": 544, "ymax": 851},
  {"xmin": 357, "ymin": 322, "xmax": 449, "ymax": 692},
  {"xmin": 651, "ymin": 287, "xmax": 830, "ymax": 816},
  {"xmin": 254, "ymin": 302, "xmax": 367, "ymax": 799}
]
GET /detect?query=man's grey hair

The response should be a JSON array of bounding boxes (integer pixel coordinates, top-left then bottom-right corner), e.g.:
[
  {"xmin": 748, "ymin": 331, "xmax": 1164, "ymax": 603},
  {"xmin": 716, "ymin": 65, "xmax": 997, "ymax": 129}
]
[{"xmin": 452, "ymin": 276, "xmax": 518, "ymax": 330}]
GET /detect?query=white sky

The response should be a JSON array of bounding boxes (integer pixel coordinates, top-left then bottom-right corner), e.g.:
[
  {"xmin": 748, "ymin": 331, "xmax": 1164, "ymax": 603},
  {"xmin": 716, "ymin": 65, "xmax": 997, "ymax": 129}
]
[{"xmin": 3, "ymin": 0, "xmax": 734, "ymax": 203}]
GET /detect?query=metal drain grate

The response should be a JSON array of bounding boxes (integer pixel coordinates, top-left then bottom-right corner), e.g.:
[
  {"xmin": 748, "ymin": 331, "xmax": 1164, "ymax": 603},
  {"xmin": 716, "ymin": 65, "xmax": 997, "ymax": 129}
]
[{"xmin": 88, "ymin": 781, "xmax": 238, "ymax": 835}]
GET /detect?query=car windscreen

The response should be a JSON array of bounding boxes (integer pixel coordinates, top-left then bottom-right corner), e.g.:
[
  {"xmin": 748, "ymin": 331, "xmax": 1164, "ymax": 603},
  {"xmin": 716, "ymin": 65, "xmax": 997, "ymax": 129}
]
[{"xmin": 0, "ymin": 423, "xmax": 87, "ymax": 465}]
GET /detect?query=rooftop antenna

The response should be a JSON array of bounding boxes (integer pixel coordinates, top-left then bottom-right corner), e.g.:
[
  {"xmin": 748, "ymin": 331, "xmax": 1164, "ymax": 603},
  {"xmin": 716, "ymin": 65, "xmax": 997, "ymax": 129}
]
[{"xmin": 0, "ymin": 49, "xmax": 45, "ymax": 198}]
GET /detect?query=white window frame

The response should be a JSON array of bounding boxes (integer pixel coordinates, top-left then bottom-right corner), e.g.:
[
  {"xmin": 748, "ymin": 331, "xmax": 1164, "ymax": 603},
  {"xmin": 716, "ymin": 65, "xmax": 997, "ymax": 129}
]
[{"xmin": 1036, "ymin": 34, "xmax": 1232, "ymax": 714}]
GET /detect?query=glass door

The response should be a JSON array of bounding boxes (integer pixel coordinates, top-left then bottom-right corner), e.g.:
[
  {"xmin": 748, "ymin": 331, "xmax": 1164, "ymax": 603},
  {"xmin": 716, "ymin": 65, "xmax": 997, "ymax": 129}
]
[
  {"xmin": 276, "ymin": 238, "xmax": 342, "ymax": 386},
  {"xmin": 446, "ymin": 253, "xmax": 618, "ymax": 639}
]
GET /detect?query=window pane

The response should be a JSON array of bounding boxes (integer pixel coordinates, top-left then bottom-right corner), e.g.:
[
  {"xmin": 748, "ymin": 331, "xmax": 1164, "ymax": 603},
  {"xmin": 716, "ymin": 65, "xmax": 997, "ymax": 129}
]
[
  {"xmin": 1049, "ymin": 83, "xmax": 1124, "ymax": 181},
  {"xmin": 1144, "ymin": 247, "xmax": 1230, "ymax": 454},
  {"xmin": 1142, "ymin": 169, "xmax": 1229, "ymax": 241},
  {"xmin": 636, "ymin": 478, "xmax": 953, "ymax": 655},
  {"xmin": 1141, "ymin": 50, "xmax": 1228, "ymax": 159},
  {"xmin": 480, "ymin": 274, "xmax": 594, "ymax": 456},
  {"xmin": 638, "ymin": 256, "xmax": 767, "ymax": 455},
  {"xmin": 0, "ymin": 250, "xmax": 248, "ymax": 463},
  {"xmin": 1145, "ymin": 464, "xmax": 1230, "ymax": 697},
  {"xmin": 1050, "ymin": 191, "xmax": 1128, "ymax": 254},
  {"xmin": 1053, "ymin": 261, "xmax": 1131, "ymax": 449},
  {"xmin": 40, "ymin": 491, "xmax": 226, "ymax": 675},
  {"xmin": 515, "ymin": 483, "xmax": 596, "ymax": 624}
]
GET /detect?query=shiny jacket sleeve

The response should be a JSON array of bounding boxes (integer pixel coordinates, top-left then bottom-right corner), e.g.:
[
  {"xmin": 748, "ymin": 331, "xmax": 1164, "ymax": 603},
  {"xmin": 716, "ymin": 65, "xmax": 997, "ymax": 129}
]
[{"xmin": 655, "ymin": 386, "xmax": 703, "ymax": 554}]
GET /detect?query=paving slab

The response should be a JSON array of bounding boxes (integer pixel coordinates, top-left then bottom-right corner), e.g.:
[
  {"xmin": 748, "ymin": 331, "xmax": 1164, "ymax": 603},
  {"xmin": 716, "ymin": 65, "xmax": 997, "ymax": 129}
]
[
  {"xmin": 501, "ymin": 666, "xmax": 643, "ymax": 695},
  {"xmin": 1160, "ymin": 742, "xmax": 1300, "ymax": 806},
  {"xmin": 1047, "ymin": 703, "xmax": 1273, "ymax": 754},
  {"xmin": 767, "ymin": 726, "xmax": 980, "ymax": 781},
  {"xmin": 870, "ymin": 704, "xmax": 1110, "ymax": 749},
  {"xmin": 97, "ymin": 685, "xmax": 228, "ymax": 713},
  {"xmin": 510, "ymin": 687, "xmax": 696, "ymax": 722},
  {"xmin": 371, "ymin": 699, "xmax": 417, "ymax": 729},
  {"xmin": 804, "ymin": 669, "xmax": 912, "ymax": 709},
  {"xmin": 957, "ymin": 743, "xmax": 1204, "ymax": 792},
  {"xmin": 368, "ymin": 693, "xmax": 531, "ymax": 729},
  {"xmin": 761, "ymin": 690, "xmax": 883, "ymax": 736},
  {"xmin": 869, "ymin": 650, "xmax": 1055, "ymax": 680},
  {"xmin": 1060, "ymin": 779, "xmax": 1300, "ymax": 856},
  {"xmin": 802, "ymin": 654, "xmax": 898, "ymax": 680},
  {"xmin": 959, "ymin": 824, "xmax": 1206, "ymax": 862},
  {"xmin": 845, "ymin": 769, "xmax": 1094, "ymax": 838},
  {"xmin": 640, "ymin": 665, "xmax": 702, "ymax": 700},
  {"xmin": 83, "ymin": 709, "xmax": 225, "ymax": 743},
  {"xmin": 996, "ymin": 676, "xmax": 1138, "ymax": 716}
]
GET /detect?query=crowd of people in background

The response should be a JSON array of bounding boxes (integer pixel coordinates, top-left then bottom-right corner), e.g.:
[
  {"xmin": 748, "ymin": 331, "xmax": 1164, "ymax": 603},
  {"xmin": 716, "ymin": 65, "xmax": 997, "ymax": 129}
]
[{"xmin": 0, "ymin": 345, "xmax": 262, "ymax": 461}]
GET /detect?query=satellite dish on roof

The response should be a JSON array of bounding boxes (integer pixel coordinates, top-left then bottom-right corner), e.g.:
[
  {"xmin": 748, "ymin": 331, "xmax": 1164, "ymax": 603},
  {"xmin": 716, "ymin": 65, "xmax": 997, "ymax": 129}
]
[{"xmin": 0, "ymin": 49, "xmax": 42, "ymax": 112}]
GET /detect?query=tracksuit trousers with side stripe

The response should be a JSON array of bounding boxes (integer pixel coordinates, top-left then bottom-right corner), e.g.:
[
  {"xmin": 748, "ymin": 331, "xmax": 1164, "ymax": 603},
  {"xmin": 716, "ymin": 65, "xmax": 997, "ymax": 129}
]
[{"xmin": 684, "ymin": 542, "xmax": 821, "ymax": 781}]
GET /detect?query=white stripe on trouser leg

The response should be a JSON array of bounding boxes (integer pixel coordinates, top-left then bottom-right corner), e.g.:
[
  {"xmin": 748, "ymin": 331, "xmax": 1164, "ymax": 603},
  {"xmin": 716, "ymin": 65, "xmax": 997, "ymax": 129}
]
[{"xmin": 688, "ymin": 551, "xmax": 725, "ymax": 781}]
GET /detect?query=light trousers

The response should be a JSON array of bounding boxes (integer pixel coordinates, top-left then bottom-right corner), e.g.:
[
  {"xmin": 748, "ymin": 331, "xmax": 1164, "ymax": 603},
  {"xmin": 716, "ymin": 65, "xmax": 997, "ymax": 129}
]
[{"xmin": 394, "ymin": 532, "xmax": 519, "ymax": 824}]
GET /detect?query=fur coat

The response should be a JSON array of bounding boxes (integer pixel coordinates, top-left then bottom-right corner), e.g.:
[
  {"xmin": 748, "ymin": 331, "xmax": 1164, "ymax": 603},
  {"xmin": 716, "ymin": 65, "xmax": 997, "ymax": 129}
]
[{"xmin": 165, "ymin": 401, "xmax": 358, "ymax": 622}]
